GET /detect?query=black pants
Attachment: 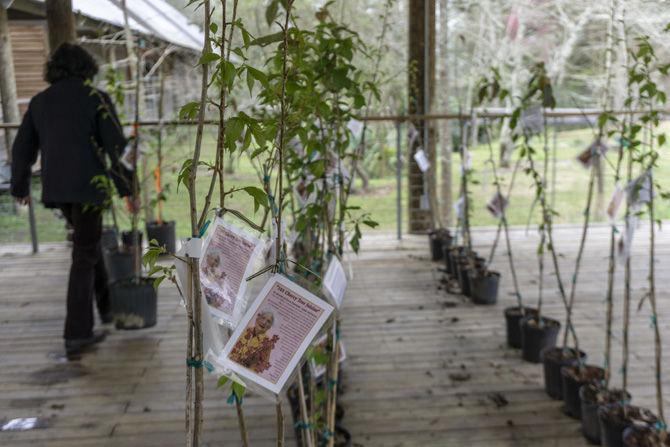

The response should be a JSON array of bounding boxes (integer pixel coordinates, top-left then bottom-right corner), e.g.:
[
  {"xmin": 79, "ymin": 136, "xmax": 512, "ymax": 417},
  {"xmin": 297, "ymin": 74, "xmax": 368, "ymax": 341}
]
[{"xmin": 60, "ymin": 204, "xmax": 109, "ymax": 340}]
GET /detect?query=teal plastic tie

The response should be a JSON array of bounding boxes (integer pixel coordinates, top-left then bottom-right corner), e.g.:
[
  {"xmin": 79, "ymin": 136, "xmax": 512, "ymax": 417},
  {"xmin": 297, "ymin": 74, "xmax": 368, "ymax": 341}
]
[
  {"xmin": 327, "ymin": 379, "xmax": 338, "ymax": 390},
  {"xmin": 198, "ymin": 219, "xmax": 211, "ymax": 238},
  {"xmin": 227, "ymin": 392, "xmax": 243, "ymax": 405},
  {"xmin": 186, "ymin": 358, "xmax": 203, "ymax": 368},
  {"xmin": 203, "ymin": 360, "xmax": 214, "ymax": 373},
  {"xmin": 322, "ymin": 429, "xmax": 333, "ymax": 440},
  {"xmin": 294, "ymin": 421, "xmax": 313, "ymax": 430}
]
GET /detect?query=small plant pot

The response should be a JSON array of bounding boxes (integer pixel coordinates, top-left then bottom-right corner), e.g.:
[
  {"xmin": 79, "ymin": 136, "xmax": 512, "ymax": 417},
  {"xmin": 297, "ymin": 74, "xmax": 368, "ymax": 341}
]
[
  {"xmin": 334, "ymin": 424, "xmax": 352, "ymax": 447},
  {"xmin": 110, "ymin": 278, "xmax": 157, "ymax": 330},
  {"xmin": 598, "ymin": 404, "xmax": 657, "ymax": 447},
  {"xmin": 520, "ymin": 316, "xmax": 560, "ymax": 363},
  {"xmin": 146, "ymin": 220, "xmax": 176, "ymax": 254},
  {"xmin": 580, "ymin": 385, "xmax": 631, "ymax": 445},
  {"xmin": 541, "ymin": 347, "xmax": 587, "ymax": 400},
  {"xmin": 504, "ymin": 307, "xmax": 538, "ymax": 349},
  {"xmin": 121, "ymin": 230, "xmax": 143, "ymax": 252},
  {"xmin": 623, "ymin": 425, "xmax": 670, "ymax": 446},
  {"xmin": 101, "ymin": 226, "xmax": 118, "ymax": 251},
  {"xmin": 458, "ymin": 263, "xmax": 473, "ymax": 297},
  {"xmin": 429, "ymin": 229, "xmax": 451, "ymax": 261},
  {"xmin": 446, "ymin": 246, "xmax": 465, "ymax": 277},
  {"xmin": 103, "ymin": 248, "xmax": 135, "ymax": 284},
  {"xmin": 469, "ymin": 270, "xmax": 500, "ymax": 305},
  {"xmin": 561, "ymin": 364, "xmax": 605, "ymax": 419}
]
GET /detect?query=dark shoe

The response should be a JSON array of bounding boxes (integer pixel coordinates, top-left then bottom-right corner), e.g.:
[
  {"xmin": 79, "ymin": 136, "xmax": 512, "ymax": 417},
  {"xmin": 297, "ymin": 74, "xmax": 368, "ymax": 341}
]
[{"xmin": 65, "ymin": 330, "xmax": 108, "ymax": 356}]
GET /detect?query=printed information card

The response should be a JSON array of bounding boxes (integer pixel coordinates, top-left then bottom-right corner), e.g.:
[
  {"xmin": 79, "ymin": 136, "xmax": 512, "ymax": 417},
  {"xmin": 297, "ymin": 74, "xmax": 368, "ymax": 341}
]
[
  {"xmin": 220, "ymin": 275, "xmax": 334, "ymax": 395},
  {"xmin": 199, "ymin": 217, "xmax": 265, "ymax": 327},
  {"xmin": 323, "ymin": 256, "xmax": 347, "ymax": 309}
]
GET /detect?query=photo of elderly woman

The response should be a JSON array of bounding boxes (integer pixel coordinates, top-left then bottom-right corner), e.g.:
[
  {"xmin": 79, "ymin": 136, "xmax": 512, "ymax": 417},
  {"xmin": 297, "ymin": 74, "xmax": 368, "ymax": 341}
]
[{"xmin": 229, "ymin": 310, "xmax": 280, "ymax": 374}]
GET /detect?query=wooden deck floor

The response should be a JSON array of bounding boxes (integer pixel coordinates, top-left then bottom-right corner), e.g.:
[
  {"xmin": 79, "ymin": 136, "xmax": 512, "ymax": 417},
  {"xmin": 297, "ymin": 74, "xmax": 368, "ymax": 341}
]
[{"xmin": 1, "ymin": 225, "xmax": 670, "ymax": 446}]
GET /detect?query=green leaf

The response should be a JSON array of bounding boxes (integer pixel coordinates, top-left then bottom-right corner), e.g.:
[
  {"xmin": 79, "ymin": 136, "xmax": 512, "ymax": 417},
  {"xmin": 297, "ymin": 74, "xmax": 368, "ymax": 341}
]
[
  {"xmin": 265, "ymin": 0, "xmax": 279, "ymax": 26},
  {"xmin": 362, "ymin": 219, "xmax": 379, "ymax": 228},
  {"xmin": 198, "ymin": 51, "xmax": 220, "ymax": 65},
  {"xmin": 249, "ymin": 31, "xmax": 283, "ymax": 47},
  {"xmin": 225, "ymin": 117, "xmax": 245, "ymax": 145},
  {"xmin": 247, "ymin": 66, "xmax": 269, "ymax": 88},
  {"xmin": 243, "ymin": 186, "xmax": 269, "ymax": 212},
  {"xmin": 231, "ymin": 381, "xmax": 246, "ymax": 400},
  {"xmin": 179, "ymin": 101, "xmax": 200, "ymax": 120},
  {"xmin": 217, "ymin": 376, "xmax": 229, "ymax": 389}
]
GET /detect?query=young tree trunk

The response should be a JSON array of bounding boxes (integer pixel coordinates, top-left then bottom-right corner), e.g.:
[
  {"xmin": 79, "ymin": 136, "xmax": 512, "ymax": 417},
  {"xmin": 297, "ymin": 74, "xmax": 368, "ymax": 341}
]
[
  {"xmin": 438, "ymin": 0, "xmax": 452, "ymax": 226},
  {"xmin": 45, "ymin": 0, "xmax": 76, "ymax": 53},
  {"xmin": 0, "ymin": 6, "xmax": 19, "ymax": 164}
]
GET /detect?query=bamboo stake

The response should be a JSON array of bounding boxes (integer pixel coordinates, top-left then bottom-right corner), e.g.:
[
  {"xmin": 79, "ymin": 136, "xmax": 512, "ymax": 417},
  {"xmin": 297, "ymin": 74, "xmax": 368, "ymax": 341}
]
[
  {"xmin": 297, "ymin": 369, "xmax": 314, "ymax": 447},
  {"xmin": 235, "ymin": 398, "xmax": 250, "ymax": 447}
]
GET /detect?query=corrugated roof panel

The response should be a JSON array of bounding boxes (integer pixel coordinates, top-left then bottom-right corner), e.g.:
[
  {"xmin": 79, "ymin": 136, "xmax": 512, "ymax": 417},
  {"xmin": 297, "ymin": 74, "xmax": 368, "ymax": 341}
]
[{"xmin": 34, "ymin": 0, "xmax": 203, "ymax": 50}]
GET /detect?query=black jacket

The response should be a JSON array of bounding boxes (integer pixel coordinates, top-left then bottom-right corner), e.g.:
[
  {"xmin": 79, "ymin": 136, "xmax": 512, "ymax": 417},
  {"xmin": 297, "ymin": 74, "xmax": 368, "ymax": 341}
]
[{"xmin": 10, "ymin": 77, "xmax": 132, "ymax": 207}]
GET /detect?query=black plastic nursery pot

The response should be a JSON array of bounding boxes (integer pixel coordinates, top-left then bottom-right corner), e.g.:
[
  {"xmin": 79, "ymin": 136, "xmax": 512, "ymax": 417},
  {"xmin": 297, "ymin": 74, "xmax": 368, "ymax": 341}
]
[
  {"xmin": 623, "ymin": 425, "xmax": 670, "ymax": 447},
  {"xmin": 469, "ymin": 270, "xmax": 500, "ymax": 305},
  {"xmin": 580, "ymin": 385, "xmax": 631, "ymax": 445},
  {"xmin": 110, "ymin": 278, "xmax": 157, "ymax": 330},
  {"xmin": 334, "ymin": 424, "xmax": 352, "ymax": 447},
  {"xmin": 429, "ymin": 229, "xmax": 451, "ymax": 261},
  {"xmin": 101, "ymin": 226, "xmax": 119, "ymax": 251},
  {"xmin": 599, "ymin": 404, "xmax": 658, "ymax": 447},
  {"xmin": 520, "ymin": 316, "xmax": 560, "ymax": 363},
  {"xmin": 121, "ymin": 230, "xmax": 143, "ymax": 251},
  {"xmin": 561, "ymin": 364, "xmax": 605, "ymax": 419},
  {"xmin": 103, "ymin": 248, "xmax": 134, "ymax": 284},
  {"xmin": 504, "ymin": 307, "xmax": 538, "ymax": 349},
  {"xmin": 446, "ymin": 246, "xmax": 465, "ymax": 277},
  {"xmin": 146, "ymin": 220, "xmax": 176, "ymax": 254},
  {"xmin": 541, "ymin": 347, "xmax": 587, "ymax": 400},
  {"xmin": 457, "ymin": 262, "xmax": 473, "ymax": 297}
]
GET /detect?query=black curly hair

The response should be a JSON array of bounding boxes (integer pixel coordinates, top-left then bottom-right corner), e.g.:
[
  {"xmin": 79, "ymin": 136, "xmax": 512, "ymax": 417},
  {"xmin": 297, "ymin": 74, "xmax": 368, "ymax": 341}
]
[{"xmin": 44, "ymin": 43, "xmax": 99, "ymax": 84}]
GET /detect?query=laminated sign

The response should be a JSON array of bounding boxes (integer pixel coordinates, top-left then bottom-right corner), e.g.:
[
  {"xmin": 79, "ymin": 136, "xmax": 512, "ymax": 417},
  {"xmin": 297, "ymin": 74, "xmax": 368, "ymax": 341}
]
[
  {"xmin": 413, "ymin": 149, "xmax": 431, "ymax": 173},
  {"xmin": 309, "ymin": 334, "xmax": 346, "ymax": 379},
  {"xmin": 486, "ymin": 192, "xmax": 508, "ymax": 219},
  {"xmin": 323, "ymin": 256, "xmax": 347, "ymax": 309},
  {"xmin": 200, "ymin": 217, "xmax": 265, "ymax": 328},
  {"xmin": 219, "ymin": 275, "xmax": 334, "ymax": 396}
]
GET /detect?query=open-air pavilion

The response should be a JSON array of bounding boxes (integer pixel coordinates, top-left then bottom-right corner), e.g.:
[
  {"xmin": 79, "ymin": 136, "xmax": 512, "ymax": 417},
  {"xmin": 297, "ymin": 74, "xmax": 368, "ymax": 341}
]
[{"xmin": 1, "ymin": 1, "xmax": 670, "ymax": 447}]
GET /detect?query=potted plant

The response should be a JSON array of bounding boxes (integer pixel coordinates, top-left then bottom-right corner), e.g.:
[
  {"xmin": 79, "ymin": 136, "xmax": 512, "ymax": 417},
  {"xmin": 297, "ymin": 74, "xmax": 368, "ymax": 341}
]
[
  {"xmin": 507, "ymin": 63, "xmax": 564, "ymax": 363},
  {"xmin": 108, "ymin": 35, "xmax": 157, "ymax": 331},
  {"xmin": 598, "ymin": 34, "xmax": 669, "ymax": 447}
]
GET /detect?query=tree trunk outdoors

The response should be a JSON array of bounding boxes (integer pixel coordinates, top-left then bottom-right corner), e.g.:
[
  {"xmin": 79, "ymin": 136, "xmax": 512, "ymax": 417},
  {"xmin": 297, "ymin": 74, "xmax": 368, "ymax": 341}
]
[
  {"xmin": 0, "ymin": 6, "xmax": 19, "ymax": 165},
  {"xmin": 438, "ymin": 0, "xmax": 452, "ymax": 227},
  {"xmin": 45, "ymin": 0, "xmax": 76, "ymax": 53}
]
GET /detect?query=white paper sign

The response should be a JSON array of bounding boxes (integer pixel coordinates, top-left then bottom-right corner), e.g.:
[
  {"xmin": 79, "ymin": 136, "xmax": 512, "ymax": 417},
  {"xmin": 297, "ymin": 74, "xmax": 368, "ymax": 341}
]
[
  {"xmin": 323, "ymin": 256, "xmax": 347, "ymax": 308},
  {"xmin": 347, "ymin": 119, "xmax": 364, "ymax": 139},
  {"xmin": 219, "ymin": 275, "xmax": 334, "ymax": 396},
  {"xmin": 486, "ymin": 192, "xmax": 508, "ymax": 218},
  {"xmin": 454, "ymin": 196, "xmax": 465, "ymax": 219},
  {"xmin": 607, "ymin": 184, "xmax": 624, "ymax": 221},
  {"xmin": 413, "ymin": 149, "xmax": 431, "ymax": 173},
  {"xmin": 309, "ymin": 334, "xmax": 346, "ymax": 379},
  {"xmin": 200, "ymin": 217, "xmax": 265, "ymax": 328}
]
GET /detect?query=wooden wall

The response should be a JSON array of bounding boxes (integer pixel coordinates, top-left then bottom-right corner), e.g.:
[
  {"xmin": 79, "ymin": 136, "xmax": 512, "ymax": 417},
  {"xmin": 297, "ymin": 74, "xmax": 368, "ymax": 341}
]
[{"xmin": 9, "ymin": 21, "xmax": 48, "ymax": 114}]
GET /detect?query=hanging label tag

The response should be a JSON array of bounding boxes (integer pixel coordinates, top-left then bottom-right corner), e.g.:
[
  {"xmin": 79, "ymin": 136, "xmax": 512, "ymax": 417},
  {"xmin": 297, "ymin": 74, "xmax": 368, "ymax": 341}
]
[
  {"xmin": 607, "ymin": 183, "xmax": 624, "ymax": 221},
  {"xmin": 183, "ymin": 237, "xmax": 203, "ymax": 258},
  {"xmin": 414, "ymin": 149, "xmax": 431, "ymax": 173},
  {"xmin": 323, "ymin": 256, "xmax": 348, "ymax": 309}
]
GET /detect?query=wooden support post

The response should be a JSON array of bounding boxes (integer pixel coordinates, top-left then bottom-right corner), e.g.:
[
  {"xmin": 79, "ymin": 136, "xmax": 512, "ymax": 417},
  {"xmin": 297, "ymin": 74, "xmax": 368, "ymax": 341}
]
[
  {"xmin": 0, "ymin": 5, "xmax": 19, "ymax": 164},
  {"xmin": 45, "ymin": 0, "xmax": 76, "ymax": 53},
  {"xmin": 408, "ymin": 0, "xmax": 436, "ymax": 233}
]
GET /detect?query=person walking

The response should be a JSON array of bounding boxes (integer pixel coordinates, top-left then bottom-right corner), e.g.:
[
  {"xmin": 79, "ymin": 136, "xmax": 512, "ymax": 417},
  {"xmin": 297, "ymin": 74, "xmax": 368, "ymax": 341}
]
[{"xmin": 10, "ymin": 43, "xmax": 132, "ymax": 356}]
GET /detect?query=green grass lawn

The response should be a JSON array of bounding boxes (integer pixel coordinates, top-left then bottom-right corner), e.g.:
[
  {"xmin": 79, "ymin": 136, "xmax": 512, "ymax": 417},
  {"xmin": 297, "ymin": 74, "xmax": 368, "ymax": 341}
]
[{"xmin": 2, "ymin": 123, "xmax": 669, "ymax": 244}]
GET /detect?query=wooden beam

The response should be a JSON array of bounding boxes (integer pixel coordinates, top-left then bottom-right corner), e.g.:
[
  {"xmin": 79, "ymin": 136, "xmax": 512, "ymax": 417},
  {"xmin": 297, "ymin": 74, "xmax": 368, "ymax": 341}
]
[
  {"xmin": 0, "ymin": 5, "xmax": 20, "ymax": 164},
  {"xmin": 45, "ymin": 0, "xmax": 75, "ymax": 53},
  {"xmin": 408, "ymin": 0, "xmax": 436, "ymax": 234}
]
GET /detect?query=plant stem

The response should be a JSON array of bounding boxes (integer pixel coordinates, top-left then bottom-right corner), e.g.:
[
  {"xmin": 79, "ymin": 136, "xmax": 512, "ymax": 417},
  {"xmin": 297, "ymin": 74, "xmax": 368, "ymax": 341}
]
[
  {"xmin": 276, "ymin": 401, "xmax": 285, "ymax": 447},
  {"xmin": 235, "ymin": 398, "xmax": 250, "ymax": 447},
  {"xmin": 187, "ymin": 1, "xmax": 211, "ymax": 443},
  {"xmin": 275, "ymin": 1, "xmax": 293, "ymax": 268},
  {"xmin": 297, "ymin": 368, "xmax": 314, "ymax": 447},
  {"xmin": 484, "ymin": 125, "xmax": 523, "ymax": 312},
  {"xmin": 562, "ymin": 166, "xmax": 595, "ymax": 355}
]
